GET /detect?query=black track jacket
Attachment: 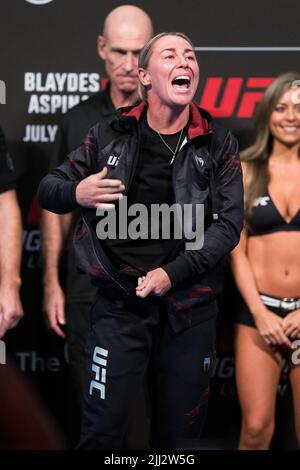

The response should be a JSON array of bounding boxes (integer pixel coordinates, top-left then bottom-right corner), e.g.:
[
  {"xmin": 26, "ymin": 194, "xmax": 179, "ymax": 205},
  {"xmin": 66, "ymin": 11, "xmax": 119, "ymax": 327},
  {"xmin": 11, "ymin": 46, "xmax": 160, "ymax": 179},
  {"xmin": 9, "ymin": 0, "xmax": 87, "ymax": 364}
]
[{"xmin": 38, "ymin": 102, "xmax": 244, "ymax": 331}]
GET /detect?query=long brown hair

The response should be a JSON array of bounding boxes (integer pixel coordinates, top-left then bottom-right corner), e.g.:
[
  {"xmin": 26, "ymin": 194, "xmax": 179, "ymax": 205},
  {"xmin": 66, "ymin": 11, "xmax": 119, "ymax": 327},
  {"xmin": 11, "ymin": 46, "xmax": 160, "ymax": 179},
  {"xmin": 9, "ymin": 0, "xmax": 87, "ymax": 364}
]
[{"xmin": 242, "ymin": 72, "xmax": 300, "ymax": 221}]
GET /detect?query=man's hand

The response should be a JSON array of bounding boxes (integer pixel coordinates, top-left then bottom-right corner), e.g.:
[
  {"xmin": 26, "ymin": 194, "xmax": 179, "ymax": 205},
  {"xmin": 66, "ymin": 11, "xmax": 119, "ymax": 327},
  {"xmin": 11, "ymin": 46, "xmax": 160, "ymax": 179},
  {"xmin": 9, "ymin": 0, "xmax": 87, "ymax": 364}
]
[
  {"xmin": 282, "ymin": 308, "xmax": 300, "ymax": 339},
  {"xmin": 0, "ymin": 286, "xmax": 24, "ymax": 338},
  {"xmin": 136, "ymin": 268, "xmax": 172, "ymax": 298},
  {"xmin": 75, "ymin": 167, "xmax": 125, "ymax": 209},
  {"xmin": 43, "ymin": 282, "xmax": 66, "ymax": 338}
]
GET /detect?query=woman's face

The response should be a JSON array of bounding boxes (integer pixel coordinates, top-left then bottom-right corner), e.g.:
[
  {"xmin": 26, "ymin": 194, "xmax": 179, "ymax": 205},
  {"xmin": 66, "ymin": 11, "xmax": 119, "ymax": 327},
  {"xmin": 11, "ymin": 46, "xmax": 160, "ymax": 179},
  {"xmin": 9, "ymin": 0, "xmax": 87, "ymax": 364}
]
[
  {"xmin": 269, "ymin": 88, "xmax": 300, "ymax": 147},
  {"xmin": 139, "ymin": 35, "xmax": 199, "ymax": 109}
]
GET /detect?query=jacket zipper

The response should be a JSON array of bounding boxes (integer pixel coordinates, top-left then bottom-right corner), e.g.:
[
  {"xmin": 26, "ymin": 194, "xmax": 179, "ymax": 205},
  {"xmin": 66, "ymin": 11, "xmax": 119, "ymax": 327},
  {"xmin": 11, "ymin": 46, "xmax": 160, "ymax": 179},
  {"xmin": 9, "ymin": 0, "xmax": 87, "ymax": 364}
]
[
  {"xmin": 172, "ymin": 131, "xmax": 215, "ymax": 217},
  {"xmin": 81, "ymin": 214, "xmax": 132, "ymax": 295},
  {"xmin": 124, "ymin": 118, "xmax": 141, "ymax": 194},
  {"xmin": 80, "ymin": 119, "xmax": 141, "ymax": 293}
]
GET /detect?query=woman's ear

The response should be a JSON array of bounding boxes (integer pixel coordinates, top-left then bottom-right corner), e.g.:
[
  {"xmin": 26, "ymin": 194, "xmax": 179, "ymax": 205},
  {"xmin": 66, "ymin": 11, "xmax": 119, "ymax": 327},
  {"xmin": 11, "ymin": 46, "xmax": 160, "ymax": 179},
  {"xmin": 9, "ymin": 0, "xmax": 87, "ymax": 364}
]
[{"xmin": 138, "ymin": 68, "xmax": 151, "ymax": 86}]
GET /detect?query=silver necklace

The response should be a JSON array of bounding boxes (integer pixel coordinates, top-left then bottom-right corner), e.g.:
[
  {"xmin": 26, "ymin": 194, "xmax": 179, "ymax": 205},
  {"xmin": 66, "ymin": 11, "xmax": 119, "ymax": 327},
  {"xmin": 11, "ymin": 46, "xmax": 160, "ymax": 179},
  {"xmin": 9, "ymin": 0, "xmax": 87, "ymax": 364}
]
[{"xmin": 156, "ymin": 127, "xmax": 184, "ymax": 165}]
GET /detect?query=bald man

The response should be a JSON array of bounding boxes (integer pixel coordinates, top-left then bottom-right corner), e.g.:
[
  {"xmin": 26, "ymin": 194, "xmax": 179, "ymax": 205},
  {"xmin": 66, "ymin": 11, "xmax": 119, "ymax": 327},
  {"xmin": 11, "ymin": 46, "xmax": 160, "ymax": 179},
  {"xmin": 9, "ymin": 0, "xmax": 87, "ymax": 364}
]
[{"xmin": 40, "ymin": 5, "xmax": 153, "ymax": 446}]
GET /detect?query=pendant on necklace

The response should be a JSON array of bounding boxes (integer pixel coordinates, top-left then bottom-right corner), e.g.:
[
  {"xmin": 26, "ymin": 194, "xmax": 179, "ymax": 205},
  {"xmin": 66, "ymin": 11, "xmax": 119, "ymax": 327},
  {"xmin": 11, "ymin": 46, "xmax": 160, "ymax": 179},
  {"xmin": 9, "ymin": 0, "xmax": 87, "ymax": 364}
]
[{"xmin": 170, "ymin": 154, "xmax": 176, "ymax": 165}]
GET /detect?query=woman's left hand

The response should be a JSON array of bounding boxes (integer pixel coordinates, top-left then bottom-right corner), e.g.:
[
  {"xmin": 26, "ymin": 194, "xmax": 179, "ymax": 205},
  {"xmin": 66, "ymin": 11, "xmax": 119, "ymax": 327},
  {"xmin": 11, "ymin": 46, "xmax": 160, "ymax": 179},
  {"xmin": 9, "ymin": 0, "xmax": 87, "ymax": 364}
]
[
  {"xmin": 282, "ymin": 308, "xmax": 300, "ymax": 339},
  {"xmin": 136, "ymin": 268, "xmax": 172, "ymax": 298}
]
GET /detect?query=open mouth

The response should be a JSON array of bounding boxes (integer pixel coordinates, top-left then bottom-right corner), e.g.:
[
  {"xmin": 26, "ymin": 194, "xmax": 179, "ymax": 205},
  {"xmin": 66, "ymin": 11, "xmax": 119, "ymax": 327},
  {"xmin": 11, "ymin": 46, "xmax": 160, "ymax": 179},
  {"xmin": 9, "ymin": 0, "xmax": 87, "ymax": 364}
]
[{"xmin": 171, "ymin": 75, "xmax": 191, "ymax": 89}]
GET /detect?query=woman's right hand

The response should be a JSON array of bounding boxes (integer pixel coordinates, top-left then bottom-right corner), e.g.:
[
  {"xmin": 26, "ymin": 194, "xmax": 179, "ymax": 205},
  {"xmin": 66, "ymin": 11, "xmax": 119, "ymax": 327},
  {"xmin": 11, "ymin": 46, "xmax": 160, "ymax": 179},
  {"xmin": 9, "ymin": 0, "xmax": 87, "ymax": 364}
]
[
  {"xmin": 75, "ymin": 167, "xmax": 125, "ymax": 209},
  {"xmin": 253, "ymin": 307, "xmax": 292, "ymax": 348}
]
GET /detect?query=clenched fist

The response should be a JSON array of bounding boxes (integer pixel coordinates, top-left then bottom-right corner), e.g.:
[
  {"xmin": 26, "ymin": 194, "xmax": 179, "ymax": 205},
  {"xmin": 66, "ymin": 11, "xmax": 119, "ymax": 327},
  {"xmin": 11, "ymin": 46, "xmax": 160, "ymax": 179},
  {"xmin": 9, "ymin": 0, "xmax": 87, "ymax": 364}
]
[{"xmin": 136, "ymin": 268, "xmax": 172, "ymax": 298}]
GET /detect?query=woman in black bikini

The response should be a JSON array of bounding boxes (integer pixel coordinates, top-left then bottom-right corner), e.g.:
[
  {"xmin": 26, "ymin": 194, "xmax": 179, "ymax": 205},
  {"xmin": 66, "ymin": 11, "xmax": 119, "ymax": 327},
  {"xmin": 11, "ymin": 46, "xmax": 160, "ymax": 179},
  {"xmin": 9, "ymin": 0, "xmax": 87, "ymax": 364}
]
[{"xmin": 231, "ymin": 72, "xmax": 300, "ymax": 449}]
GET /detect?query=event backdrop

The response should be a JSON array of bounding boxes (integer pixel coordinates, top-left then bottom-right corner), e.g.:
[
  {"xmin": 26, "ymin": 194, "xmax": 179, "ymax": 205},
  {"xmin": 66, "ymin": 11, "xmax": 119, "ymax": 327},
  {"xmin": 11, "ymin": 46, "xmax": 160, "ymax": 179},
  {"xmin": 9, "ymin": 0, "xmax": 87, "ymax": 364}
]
[{"xmin": 0, "ymin": 0, "xmax": 299, "ymax": 448}]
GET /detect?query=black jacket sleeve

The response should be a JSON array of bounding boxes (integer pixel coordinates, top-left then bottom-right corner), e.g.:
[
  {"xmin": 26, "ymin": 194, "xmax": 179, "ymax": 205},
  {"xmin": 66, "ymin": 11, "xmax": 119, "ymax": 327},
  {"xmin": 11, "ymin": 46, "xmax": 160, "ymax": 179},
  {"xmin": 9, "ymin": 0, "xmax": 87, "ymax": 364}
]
[
  {"xmin": 163, "ymin": 131, "xmax": 244, "ymax": 287},
  {"xmin": 38, "ymin": 125, "xmax": 99, "ymax": 214}
]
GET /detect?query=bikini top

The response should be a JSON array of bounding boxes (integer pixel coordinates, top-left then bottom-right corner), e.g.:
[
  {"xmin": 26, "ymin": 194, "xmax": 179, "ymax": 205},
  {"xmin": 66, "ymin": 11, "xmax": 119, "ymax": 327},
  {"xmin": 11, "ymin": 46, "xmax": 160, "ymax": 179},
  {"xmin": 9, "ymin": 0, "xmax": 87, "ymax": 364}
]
[{"xmin": 247, "ymin": 189, "xmax": 300, "ymax": 236}]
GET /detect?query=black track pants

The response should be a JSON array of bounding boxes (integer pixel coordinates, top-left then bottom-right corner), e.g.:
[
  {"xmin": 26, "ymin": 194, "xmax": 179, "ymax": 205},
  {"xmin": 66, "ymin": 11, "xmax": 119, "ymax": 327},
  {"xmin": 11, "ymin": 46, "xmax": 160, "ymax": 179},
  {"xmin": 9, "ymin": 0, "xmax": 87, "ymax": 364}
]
[
  {"xmin": 78, "ymin": 292, "xmax": 216, "ymax": 450},
  {"xmin": 66, "ymin": 302, "xmax": 91, "ymax": 446}
]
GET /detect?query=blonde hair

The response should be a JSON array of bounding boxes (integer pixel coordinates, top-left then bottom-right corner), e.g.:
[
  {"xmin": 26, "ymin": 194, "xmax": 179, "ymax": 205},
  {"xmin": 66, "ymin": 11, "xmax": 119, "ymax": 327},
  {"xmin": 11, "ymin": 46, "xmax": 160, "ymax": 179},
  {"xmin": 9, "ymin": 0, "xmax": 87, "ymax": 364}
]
[{"xmin": 138, "ymin": 32, "xmax": 194, "ymax": 102}]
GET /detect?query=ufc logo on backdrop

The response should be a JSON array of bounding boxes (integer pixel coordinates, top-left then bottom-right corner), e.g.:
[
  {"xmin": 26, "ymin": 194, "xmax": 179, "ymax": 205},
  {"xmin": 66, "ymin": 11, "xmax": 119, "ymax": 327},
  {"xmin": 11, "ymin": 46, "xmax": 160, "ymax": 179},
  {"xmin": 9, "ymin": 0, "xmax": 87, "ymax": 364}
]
[
  {"xmin": 89, "ymin": 346, "xmax": 108, "ymax": 399},
  {"xmin": 199, "ymin": 77, "xmax": 274, "ymax": 118}
]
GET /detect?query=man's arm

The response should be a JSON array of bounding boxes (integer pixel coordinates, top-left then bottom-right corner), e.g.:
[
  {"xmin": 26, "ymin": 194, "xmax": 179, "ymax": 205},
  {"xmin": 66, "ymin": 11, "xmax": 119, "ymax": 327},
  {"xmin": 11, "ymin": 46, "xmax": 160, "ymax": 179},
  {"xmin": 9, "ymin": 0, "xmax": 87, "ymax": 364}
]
[
  {"xmin": 40, "ymin": 123, "xmax": 73, "ymax": 338},
  {"xmin": 40, "ymin": 210, "xmax": 72, "ymax": 338},
  {"xmin": 0, "ymin": 190, "xmax": 23, "ymax": 338}
]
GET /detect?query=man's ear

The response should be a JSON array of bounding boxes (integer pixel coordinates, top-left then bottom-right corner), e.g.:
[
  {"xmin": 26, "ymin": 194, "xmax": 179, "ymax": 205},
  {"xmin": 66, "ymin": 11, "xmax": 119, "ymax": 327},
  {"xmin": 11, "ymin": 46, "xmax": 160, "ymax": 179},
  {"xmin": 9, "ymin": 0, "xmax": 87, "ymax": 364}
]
[
  {"xmin": 138, "ymin": 68, "xmax": 151, "ymax": 87},
  {"xmin": 97, "ymin": 35, "xmax": 107, "ymax": 60}
]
